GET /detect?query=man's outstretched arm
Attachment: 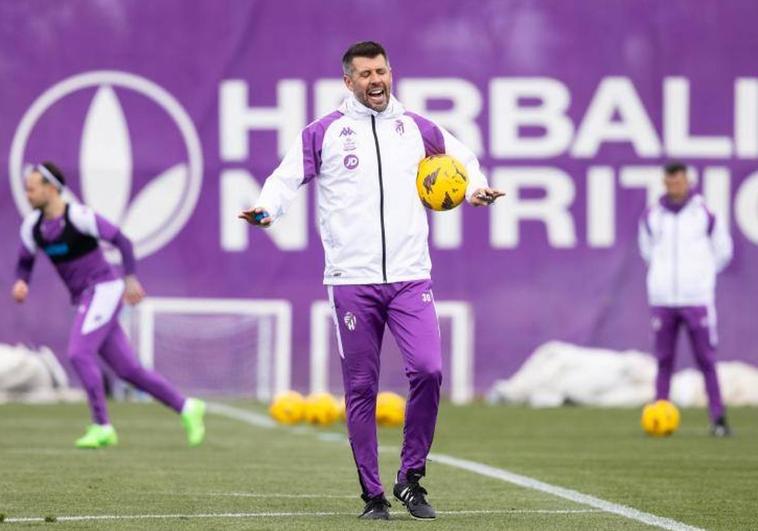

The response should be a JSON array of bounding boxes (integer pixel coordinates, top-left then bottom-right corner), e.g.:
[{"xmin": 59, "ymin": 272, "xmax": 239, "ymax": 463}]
[{"xmin": 240, "ymin": 133, "xmax": 313, "ymax": 228}]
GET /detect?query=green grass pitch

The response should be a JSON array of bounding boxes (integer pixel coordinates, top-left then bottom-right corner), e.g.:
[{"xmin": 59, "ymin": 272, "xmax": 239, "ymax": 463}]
[{"xmin": 0, "ymin": 401, "xmax": 755, "ymax": 529}]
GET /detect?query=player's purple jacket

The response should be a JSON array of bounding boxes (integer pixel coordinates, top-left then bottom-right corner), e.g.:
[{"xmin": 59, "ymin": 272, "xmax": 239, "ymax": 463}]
[{"xmin": 15, "ymin": 203, "xmax": 135, "ymax": 304}]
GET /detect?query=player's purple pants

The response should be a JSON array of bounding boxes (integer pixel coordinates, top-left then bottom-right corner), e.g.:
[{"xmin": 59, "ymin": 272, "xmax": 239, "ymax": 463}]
[
  {"xmin": 329, "ymin": 280, "xmax": 442, "ymax": 499},
  {"xmin": 651, "ymin": 305, "xmax": 724, "ymax": 422},
  {"xmin": 68, "ymin": 279, "xmax": 186, "ymax": 425}
]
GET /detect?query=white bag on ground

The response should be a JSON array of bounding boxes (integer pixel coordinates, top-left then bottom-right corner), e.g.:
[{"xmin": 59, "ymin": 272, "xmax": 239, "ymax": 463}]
[
  {"xmin": 488, "ymin": 341, "xmax": 758, "ymax": 407},
  {"xmin": 0, "ymin": 343, "xmax": 83, "ymax": 403}
]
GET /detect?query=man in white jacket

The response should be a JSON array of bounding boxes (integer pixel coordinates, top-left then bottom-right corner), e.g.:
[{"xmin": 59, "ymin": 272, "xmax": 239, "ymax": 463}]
[
  {"xmin": 638, "ymin": 162, "xmax": 733, "ymax": 436},
  {"xmin": 240, "ymin": 41, "xmax": 503, "ymax": 519}
]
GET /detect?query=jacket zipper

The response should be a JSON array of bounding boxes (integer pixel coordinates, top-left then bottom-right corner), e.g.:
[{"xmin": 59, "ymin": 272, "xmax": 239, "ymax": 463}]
[{"xmin": 370, "ymin": 115, "xmax": 388, "ymax": 282}]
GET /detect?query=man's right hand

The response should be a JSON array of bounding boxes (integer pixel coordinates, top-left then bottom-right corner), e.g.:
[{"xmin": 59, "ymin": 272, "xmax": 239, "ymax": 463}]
[
  {"xmin": 238, "ymin": 207, "xmax": 273, "ymax": 228},
  {"xmin": 11, "ymin": 280, "xmax": 28, "ymax": 303}
]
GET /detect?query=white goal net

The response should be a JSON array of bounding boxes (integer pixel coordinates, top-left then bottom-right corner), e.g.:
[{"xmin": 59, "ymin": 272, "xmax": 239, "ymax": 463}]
[{"xmin": 120, "ymin": 297, "xmax": 291, "ymax": 401}]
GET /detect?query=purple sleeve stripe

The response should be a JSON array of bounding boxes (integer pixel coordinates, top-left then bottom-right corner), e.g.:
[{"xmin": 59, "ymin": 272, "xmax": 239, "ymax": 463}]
[
  {"xmin": 95, "ymin": 213, "xmax": 120, "ymax": 240},
  {"xmin": 111, "ymin": 231, "xmax": 136, "ymax": 275},
  {"xmin": 15, "ymin": 245, "xmax": 35, "ymax": 283},
  {"xmin": 301, "ymin": 111, "xmax": 343, "ymax": 184},
  {"xmin": 405, "ymin": 111, "xmax": 445, "ymax": 157},
  {"xmin": 93, "ymin": 213, "xmax": 136, "ymax": 274}
]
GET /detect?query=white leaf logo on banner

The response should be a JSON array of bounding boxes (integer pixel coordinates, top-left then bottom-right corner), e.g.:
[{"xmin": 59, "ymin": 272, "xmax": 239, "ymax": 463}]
[
  {"xmin": 11, "ymin": 71, "xmax": 204, "ymax": 259},
  {"xmin": 79, "ymin": 84, "xmax": 189, "ymax": 245},
  {"xmin": 121, "ymin": 163, "xmax": 187, "ymax": 242},
  {"xmin": 80, "ymin": 86, "xmax": 132, "ymax": 224}
]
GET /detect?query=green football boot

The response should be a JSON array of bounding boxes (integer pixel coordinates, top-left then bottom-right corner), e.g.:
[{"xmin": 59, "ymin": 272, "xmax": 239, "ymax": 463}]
[
  {"xmin": 75, "ymin": 424, "xmax": 118, "ymax": 449},
  {"xmin": 181, "ymin": 398, "xmax": 206, "ymax": 447}
]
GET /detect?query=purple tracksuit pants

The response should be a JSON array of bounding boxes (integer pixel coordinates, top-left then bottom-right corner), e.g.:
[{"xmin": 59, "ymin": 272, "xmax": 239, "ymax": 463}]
[
  {"xmin": 651, "ymin": 305, "xmax": 725, "ymax": 422},
  {"xmin": 328, "ymin": 280, "xmax": 442, "ymax": 499},
  {"xmin": 68, "ymin": 279, "xmax": 186, "ymax": 425}
]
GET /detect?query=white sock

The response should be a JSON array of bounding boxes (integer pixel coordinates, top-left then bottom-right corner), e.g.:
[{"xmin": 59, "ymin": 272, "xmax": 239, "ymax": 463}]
[{"xmin": 181, "ymin": 398, "xmax": 195, "ymax": 414}]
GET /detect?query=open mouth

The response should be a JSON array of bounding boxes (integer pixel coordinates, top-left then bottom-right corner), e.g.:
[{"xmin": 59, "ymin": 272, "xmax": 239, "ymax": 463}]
[{"xmin": 367, "ymin": 87, "xmax": 386, "ymax": 105}]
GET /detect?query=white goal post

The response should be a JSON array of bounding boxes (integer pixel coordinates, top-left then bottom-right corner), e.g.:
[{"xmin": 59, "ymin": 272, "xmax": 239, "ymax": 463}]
[
  {"xmin": 309, "ymin": 300, "xmax": 475, "ymax": 404},
  {"xmin": 123, "ymin": 297, "xmax": 292, "ymax": 401}
]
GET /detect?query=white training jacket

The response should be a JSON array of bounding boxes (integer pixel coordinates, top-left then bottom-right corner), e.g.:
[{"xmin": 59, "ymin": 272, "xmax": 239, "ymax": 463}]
[
  {"xmin": 638, "ymin": 193, "xmax": 733, "ymax": 307},
  {"xmin": 255, "ymin": 94, "xmax": 488, "ymax": 285}
]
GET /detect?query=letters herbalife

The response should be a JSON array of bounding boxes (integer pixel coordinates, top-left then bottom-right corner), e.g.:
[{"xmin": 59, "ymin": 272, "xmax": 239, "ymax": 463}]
[{"xmin": 218, "ymin": 77, "xmax": 758, "ymax": 251}]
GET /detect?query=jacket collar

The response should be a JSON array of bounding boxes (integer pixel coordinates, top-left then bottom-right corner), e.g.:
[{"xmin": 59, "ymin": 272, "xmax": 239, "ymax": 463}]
[
  {"xmin": 660, "ymin": 191, "xmax": 694, "ymax": 213},
  {"xmin": 339, "ymin": 93, "xmax": 405, "ymax": 120}
]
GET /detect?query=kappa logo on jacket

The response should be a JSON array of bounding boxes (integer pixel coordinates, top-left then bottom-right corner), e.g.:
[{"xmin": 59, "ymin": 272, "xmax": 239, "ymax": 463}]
[{"xmin": 339, "ymin": 127, "xmax": 356, "ymax": 137}]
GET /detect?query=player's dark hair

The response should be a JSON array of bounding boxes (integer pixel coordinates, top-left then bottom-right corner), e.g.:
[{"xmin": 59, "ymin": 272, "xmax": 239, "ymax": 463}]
[
  {"xmin": 342, "ymin": 41, "xmax": 389, "ymax": 75},
  {"xmin": 40, "ymin": 161, "xmax": 66, "ymax": 186},
  {"xmin": 664, "ymin": 161, "xmax": 687, "ymax": 176}
]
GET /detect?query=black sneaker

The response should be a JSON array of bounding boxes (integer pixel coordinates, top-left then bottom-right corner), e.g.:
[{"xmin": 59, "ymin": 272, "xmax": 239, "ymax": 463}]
[
  {"xmin": 393, "ymin": 477, "xmax": 436, "ymax": 520},
  {"xmin": 711, "ymin": 416, "xmax": 732, "ymax": 437},
  {"xmin": 359, "ymin": 494, "xmax": 391, "ymax": 520}
]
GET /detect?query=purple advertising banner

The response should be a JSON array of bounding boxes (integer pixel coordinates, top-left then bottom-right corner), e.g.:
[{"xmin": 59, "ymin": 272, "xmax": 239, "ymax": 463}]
[{"xmin": 1, "ymin": 0, "xmax": 757, "ymax": 395}]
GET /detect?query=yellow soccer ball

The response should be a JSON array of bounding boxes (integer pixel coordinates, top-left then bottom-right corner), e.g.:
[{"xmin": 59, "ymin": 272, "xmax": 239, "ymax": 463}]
[
  {"xmin": 269, "ymin": 391, "xmax": 306, "ymax": 425},
  {"xmin": 376, "ymin": 391, "xmax": 406, "ymax": 427},
  {"xmin": 416, "ymin": 154, "xmax": 468, "ymax": 211},
  {"xmin": 304, "ymin": 392, "xmax": 340, "ymax": 426},
  {"xmin": 641, "ymin": 400, "xmax": 681, "ymax": 437}
]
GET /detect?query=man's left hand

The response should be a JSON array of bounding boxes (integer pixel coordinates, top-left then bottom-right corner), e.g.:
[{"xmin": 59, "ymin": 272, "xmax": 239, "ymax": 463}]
[
  {"xmin": 124, "ymin": 275, "xmax": 145, "ymax": 306},
  {"xmin": 469, "ymin": 188, "xmax": 505, "ymax": 207}
]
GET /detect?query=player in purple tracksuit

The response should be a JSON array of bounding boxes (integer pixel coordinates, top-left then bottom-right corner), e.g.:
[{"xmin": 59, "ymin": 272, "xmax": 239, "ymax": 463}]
[
  {"xmin": 240, "ymin": 42, "xmax": 504, "ymax": 519},
  {"xmin": 11, "ymin": 162, "xmax": 206, "ymax": 449},
  {"xmin": 639, "ymin": 162, "xmax": 733, "ymax": 436}
]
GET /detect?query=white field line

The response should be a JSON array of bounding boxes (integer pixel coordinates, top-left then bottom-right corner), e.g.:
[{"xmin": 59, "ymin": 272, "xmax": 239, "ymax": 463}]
[
  {"xmin": 205, "ymin": 402, "xmax": 276, "ymax": 428},
  {"xmin": 428, "ymin": 453, "xmax": 703, "ymax": 531},
  {"xmin": 3, "ymin": 509, "xmax": 601, "ymax": 523},
  {"xmin": 206, "ymin": 402, "xmax": 704, "ymax": 531}
]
